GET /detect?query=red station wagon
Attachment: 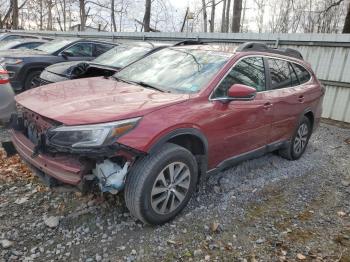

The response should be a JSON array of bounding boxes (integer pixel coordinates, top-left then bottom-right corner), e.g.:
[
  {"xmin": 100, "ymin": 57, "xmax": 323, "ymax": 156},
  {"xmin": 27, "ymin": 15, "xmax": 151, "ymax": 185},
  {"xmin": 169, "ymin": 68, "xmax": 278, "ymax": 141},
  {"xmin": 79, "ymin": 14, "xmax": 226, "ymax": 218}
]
[{"xmin": 6, "ymin": 42, "xmax": 324, "ymax": 224}]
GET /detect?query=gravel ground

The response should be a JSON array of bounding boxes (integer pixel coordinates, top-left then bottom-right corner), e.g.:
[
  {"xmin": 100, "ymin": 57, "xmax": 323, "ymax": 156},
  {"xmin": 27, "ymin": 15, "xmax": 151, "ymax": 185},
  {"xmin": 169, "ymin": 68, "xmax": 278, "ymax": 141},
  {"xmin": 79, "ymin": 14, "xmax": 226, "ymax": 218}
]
[{"xmin": 0, "ymin": 123, "xmax": 349, "ymax": 262}]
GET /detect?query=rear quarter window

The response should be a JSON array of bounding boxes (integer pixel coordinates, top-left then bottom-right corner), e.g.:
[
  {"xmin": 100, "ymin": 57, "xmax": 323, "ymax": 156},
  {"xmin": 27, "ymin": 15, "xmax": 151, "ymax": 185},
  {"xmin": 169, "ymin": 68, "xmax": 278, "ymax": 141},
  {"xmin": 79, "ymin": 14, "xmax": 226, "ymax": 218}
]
[{"xmin": 292, "ymin": 63, "xmax": 311, "ymax": 84}]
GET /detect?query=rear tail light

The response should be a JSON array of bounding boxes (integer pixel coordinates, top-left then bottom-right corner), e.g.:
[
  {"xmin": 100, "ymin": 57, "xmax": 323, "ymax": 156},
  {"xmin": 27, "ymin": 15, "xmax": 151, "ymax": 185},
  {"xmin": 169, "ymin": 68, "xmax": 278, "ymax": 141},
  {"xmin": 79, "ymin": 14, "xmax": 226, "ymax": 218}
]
[{"xmin": 0, "ymin": 69, "xmax": 9, "ymax": 84}]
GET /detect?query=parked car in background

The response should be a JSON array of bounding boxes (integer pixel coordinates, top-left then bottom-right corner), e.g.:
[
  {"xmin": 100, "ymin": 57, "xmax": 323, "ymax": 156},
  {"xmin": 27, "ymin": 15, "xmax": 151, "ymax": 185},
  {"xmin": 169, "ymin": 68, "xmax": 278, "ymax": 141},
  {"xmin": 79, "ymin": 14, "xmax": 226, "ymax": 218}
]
[
  {"xmin": 39, "ymin": 42, "xmax": 169, "ymax": 84},
  {"xmin": 0, "ymin": 66, "xmax": 15, "ymax": 124},
  {"xmin": 6, "ymin": 42, "xmax": 324, "ymax": 225},
  {"xmin": 0, "ymin": 38, "xmax": 116, "ymax": 91},
  {"xmin": 0, "ymin": 39, "xmax": 48, "ymax": 51},
  {"xmin": 0, "ymin": 32, "xmax": 53, "ymax": 41}
]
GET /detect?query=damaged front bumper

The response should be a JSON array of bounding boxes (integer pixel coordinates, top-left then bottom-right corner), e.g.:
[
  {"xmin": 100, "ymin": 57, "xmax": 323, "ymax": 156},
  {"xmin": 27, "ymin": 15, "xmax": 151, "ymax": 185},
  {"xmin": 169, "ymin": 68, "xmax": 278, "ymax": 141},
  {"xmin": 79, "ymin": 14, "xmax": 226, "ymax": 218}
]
[
  {"xmin": 11, "ymin": 129, "xmax": 86, "ymax": 185},
  {"xmin": 7, "ymin": 112, "xmax": 145, "ymax": 192}
]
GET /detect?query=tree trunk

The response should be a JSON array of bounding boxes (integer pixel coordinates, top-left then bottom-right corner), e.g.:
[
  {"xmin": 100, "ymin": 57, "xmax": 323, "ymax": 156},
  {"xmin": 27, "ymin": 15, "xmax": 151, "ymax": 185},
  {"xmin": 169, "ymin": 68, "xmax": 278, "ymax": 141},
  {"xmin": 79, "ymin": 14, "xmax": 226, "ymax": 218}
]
[
  {"xmin": 210, "ymin": 0, "xmax": 215, "ymax": 32},
  {"xmin": 12, "ymin": 0, "xmax": 19, "ymax": 29},
  {"xmin": 39, "ymin": 0, "xmax": 43, "ymax": 30},
  {"xmin": 1, "ymin": 3, "xmax": 13, "ymax": 29},
  {"xmin": 63, "ymin": 0, "xmax": 66, "ymax": 31},
  {"xmin": 111, "ymin": 0, "xmax": 116, "ymax": 32},
  {"xmin": 343, "ymin": 3, "xmax": 350, "ymax": 33},
  {"xmin": 231, "ymin": 0, "xmax": 242, "ymax": 32},
  {"xmin": 221, "ymin": 0, "xmax": 226, "ymax": 32},
  {"xmin": 143, "ymin": 0, "xmax": 151, "ymax": 32},
  {"xmin": 47, "ymin": 0, "xmax": 53, "ymax": 30},
  {"xmin": 79, "ymin": 0, "xmax": 86, "ymax": 31},
  {"xmin": 225, "ymin": 0, "xmax": 231, "ymax": 32},
  {"xmin": 202, "ymin": 0, "xmax": 208, "ymax": 32},
  {"xmin": 180, "ymin": 7, "xmax": 188, "ymax": 32}
]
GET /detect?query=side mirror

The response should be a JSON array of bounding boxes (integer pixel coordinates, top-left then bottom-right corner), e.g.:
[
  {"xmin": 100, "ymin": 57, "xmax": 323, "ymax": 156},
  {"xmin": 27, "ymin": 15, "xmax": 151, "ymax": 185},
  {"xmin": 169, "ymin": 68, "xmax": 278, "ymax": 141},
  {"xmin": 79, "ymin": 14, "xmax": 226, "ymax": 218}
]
[
  {"xmin": 227, "ymin": 84, "xmax": 257, "ymax": 100},
  {"xmin": 60, "ymin": 51, "xmax": 73, "ymax": 59}
]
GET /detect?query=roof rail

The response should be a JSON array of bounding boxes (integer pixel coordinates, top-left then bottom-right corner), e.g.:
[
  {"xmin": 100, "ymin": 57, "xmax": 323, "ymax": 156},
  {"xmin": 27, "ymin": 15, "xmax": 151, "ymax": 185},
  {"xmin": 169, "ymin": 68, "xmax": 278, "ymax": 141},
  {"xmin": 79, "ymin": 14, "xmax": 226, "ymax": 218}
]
[
  {"xmin": 236, "ymin": 42, "xmax": 303, "ymax": 60},
  {"xmin": 173, "ymin": 40, "xmax": 204, "ymax": 46}
]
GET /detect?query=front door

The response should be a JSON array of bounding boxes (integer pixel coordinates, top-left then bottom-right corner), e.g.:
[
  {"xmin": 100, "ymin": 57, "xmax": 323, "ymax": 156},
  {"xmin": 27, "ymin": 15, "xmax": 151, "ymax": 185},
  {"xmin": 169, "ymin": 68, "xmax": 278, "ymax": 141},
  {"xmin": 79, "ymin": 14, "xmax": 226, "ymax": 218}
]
[
  {"xmin": 62, "ymin": 42, "xmax": 94, "ymax": 61},
  {"xmin": 206, "ymin": 56, "xmax": 273, "ymax": 167}
]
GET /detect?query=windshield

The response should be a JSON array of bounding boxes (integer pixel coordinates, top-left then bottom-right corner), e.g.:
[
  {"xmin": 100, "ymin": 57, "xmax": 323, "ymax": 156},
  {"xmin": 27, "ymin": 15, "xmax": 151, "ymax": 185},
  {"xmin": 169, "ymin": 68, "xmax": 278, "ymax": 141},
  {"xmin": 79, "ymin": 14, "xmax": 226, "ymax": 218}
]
[
  {"xmin": 93, "ymin": 45, "xmax": 151, "ymax": 68},
  {"xmin": 35, "ymin": 38, "xmax": 75, "ymax": 53},
  {"xmin": 115, "ymin": 48, "xmax": 231, "ymax": 93},
  {"xmin": 0, "ymin": 41, "xmax": 18, "ymax": 50}
]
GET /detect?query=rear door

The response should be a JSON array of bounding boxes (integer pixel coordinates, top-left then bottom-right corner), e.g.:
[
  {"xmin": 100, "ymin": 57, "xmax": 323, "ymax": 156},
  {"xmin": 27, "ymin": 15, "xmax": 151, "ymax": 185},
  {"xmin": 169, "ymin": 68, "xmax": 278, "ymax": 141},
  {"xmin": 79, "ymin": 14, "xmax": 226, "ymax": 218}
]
[{"xmin": 265, "ymin": 57, "xmax": 309, "ymax": 143}]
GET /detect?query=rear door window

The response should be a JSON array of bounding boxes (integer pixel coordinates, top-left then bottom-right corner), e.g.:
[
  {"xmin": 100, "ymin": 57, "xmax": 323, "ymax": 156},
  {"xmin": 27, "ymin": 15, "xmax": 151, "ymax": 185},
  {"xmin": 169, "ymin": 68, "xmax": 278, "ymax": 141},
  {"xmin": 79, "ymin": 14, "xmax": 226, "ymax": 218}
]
[
  {"xmin": 213, "ymin": 56, "xmax": 266, "ymax": 98},
  {"xmin": 63, "ymin": 43, "xmax": 93, "ymax": 57},
  {"xmin": 94, "ymin": 43, "xmax": 114, "ymax": 57},
  {"xmin": 292, "ymin": 63, "xmax": 311, "ymax": 84},
  {"xmin": 15, "ymin": 42, "xmax": 42, "ymax": 49},
  {"xmin": 268, "ymin": 58, "xmax": 299, "ymax": 89}
]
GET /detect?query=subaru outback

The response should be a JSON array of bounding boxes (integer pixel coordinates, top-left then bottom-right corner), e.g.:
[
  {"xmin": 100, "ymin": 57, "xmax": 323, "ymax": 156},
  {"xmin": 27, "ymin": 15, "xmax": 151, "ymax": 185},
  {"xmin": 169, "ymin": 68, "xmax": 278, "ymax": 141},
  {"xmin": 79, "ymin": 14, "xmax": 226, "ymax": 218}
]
[{"xmin": 6, "ymin": 42, "xmax": 324, "ymax": 225}]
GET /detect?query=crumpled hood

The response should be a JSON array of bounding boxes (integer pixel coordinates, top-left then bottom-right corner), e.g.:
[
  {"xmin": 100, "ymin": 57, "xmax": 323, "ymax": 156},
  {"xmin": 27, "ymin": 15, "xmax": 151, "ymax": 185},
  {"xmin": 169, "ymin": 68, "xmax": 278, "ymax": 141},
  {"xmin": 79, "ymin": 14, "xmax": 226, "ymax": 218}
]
[
  {"xmin": 45, "ymin": 61, "xmax": 117, "ymax": 78},
  {"xmin": 46, "ymin": 61, "xmax": 89, "ymax": 77},
  {"xmin": 16, "ymin": 77, "xmax": 189, "ymax": 125}
]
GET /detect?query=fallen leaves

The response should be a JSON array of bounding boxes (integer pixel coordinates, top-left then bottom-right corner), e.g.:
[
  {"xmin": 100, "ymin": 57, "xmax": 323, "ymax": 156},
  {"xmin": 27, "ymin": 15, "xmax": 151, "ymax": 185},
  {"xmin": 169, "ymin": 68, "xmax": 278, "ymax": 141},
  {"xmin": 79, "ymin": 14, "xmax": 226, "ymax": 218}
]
[
  {"xmin": 210, "ymin": 221, "xmax": 222, "ymax": 233},
  {"xmin": 296, "ymin": 253, "xmax": 306, "ymax": 260},
  {"xmin": 337, "ymin": 211, "xmax": 347, "ymax": 217},
  {"xmin": 345, "ymin": 138, "xmax": 350, "ymax": 145},
  {"xmin": 0, "ymin": 149, "xmax": 33, "ymax": 182}
]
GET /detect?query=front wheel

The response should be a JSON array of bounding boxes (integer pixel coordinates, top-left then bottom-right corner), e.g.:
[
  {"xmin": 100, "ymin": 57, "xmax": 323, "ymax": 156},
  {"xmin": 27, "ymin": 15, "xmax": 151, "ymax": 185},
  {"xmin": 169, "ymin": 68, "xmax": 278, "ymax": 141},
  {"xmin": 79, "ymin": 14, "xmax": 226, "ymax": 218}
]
[
  {"xmin": 279, "ymin": 116, "xmax": 312, "ymax": 160},
  {"xmin": 24, "ymin": 71, "xmax": 42, "ymax": 90},
  {"xmin": 124, "ymin": 143, "xmax": 198, "ymax": 225}
]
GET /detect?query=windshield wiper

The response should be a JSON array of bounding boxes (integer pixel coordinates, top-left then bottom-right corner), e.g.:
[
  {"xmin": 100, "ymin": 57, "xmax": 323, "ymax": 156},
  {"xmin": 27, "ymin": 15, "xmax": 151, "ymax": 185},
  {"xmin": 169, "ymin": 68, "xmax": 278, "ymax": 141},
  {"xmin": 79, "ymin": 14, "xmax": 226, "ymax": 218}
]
[
  {"xmin": 111, "ymin": 77, "xmax": 167, "ymax": 93},
  {"xmin": 133, "ymin": 81, "xmax": 166, "ymax": 92},
  {"xmin": 111, "ymin": 75, "xmax": 134, "ymax": 85}
]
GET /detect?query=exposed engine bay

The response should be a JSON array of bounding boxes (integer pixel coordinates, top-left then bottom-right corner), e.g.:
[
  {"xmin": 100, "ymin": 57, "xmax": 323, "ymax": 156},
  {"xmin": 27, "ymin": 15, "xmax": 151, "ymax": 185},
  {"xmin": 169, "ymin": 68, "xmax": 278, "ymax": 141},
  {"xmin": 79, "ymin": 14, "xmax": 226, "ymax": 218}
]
[{"xmin": 66, "ymin": 63, "xmax": 118, "ymax": 79}]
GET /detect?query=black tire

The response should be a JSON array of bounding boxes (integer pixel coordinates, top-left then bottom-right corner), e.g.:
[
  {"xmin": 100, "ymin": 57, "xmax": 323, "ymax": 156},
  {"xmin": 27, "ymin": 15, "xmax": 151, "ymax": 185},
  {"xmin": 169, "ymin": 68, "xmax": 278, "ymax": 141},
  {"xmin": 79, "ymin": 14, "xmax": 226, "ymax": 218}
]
[
  {"xmin": 124, "ymin": 143, "xmax": 198, "ymax": 225},
  {"xmin": 279, "ymin": 116, "xmax": 312, "ymax": 160},
  {"xmin": 24, "ymin": 71, "xmax": 42, "ymax": 90}
]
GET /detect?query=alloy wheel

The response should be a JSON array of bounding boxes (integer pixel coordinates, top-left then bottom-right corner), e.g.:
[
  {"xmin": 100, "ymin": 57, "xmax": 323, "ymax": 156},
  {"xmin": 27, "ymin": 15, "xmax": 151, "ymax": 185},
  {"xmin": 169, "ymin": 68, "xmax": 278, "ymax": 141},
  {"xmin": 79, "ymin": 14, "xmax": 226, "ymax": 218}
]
[
  {"xmin": 30, "ymin": 75, "xmax": 41, "ymax": 88},
  {"xmin": 151, "ymin": 162, "xmax": 191, "ymax": 215},
  {"xmin": 293, "ymin": 123, "xmax": 309, "ymax": 154}
]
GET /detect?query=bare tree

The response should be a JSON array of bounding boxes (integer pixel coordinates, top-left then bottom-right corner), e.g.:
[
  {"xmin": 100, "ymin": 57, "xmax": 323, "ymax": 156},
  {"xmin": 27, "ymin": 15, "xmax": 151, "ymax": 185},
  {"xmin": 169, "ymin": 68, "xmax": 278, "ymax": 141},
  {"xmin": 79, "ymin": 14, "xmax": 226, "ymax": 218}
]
[
  {"xmin": 12, "ymin": 0, "xmax": 19, "ymax": 29},
  {"xmin": 344, "ymin": 2, "xmax": 350, "ymax": 33},
  {"xmin": 143, "ymin": 0, "xmax": 151, "ymax": 32},
  {"xmin": 224, "ymin": 0, "xmax": 231, "ymax": 32},
  {"xmin": 221, "ymin": 0, "xmax": 226, "ymax": 32},
  {"xmin": 231, "ymin": 0, "xmax": 242, "ymax": 32},
  {"xmin": 111, "ymin": 0, "xmax": 116, "ymax": 31},
  {"xmin": 253, "ymin": 0, "xmax": 265, "ymax": 33},
  {"xmin": 209, "ymin": 0, "xmax": 215, "ymax": 32},
  {"xmin": 79, "ymin": 0, "xmax": 86, "ymax": 31},
  {"xmin": 201, "ymin": 0, "xmax": 208, "ymax": 32}
]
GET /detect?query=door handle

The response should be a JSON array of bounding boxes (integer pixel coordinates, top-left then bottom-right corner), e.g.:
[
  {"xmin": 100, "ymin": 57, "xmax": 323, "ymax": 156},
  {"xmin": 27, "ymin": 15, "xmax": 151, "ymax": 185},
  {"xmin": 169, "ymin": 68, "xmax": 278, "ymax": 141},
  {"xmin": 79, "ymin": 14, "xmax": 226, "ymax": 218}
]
[
  {"xmin": 263, "ymin": 102, "xmax": 272, "ymax": 109},
  {"xmin": 298, "ymin": 95, "xmax": 305, "ymax": 103}
]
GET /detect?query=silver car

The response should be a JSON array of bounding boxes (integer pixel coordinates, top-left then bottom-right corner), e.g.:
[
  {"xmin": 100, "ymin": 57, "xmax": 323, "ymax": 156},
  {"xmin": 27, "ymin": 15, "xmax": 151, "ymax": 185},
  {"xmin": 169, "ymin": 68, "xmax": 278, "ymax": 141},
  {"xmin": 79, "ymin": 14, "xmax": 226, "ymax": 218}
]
[{"xmin": 0, "ymin": 66, "xmax": 16, "ymax": 124}]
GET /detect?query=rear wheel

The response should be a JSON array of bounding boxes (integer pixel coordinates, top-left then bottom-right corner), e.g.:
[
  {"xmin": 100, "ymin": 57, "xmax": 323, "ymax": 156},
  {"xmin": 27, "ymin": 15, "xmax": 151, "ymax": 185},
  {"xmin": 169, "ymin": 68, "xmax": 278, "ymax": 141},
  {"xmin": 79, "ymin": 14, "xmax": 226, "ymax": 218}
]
[
  {"xmin": 24, "ymin": 71, "xmax": 42, "ymax": 90},
  {"xmin": 124, "ymin": 143, "xmax": 198, "ymax": 225},
  {"xmin": 279, "ymin": 116, "xmax": 312, "ymax": 160}
]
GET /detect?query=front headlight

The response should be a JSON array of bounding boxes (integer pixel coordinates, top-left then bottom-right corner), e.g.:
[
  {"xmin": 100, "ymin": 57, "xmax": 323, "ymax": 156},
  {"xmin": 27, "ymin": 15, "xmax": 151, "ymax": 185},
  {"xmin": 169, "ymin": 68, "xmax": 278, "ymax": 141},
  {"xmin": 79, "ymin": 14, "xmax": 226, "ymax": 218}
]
[
  {"xmin": 48, "ymin": 117, "xmax": 141, "ymax": 148},
  {"xmin": 1, "ymin": 58, "xmax": 23, "ymax": 65}
]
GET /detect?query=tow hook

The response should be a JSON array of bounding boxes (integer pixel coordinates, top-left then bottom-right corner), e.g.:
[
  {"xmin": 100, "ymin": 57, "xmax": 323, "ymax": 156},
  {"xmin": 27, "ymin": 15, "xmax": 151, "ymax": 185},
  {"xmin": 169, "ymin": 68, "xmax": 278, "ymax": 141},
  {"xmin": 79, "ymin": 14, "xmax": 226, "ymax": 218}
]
[{"xmin": 93, "ymin": 160, "xmax": 129, "ymax": 194}]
